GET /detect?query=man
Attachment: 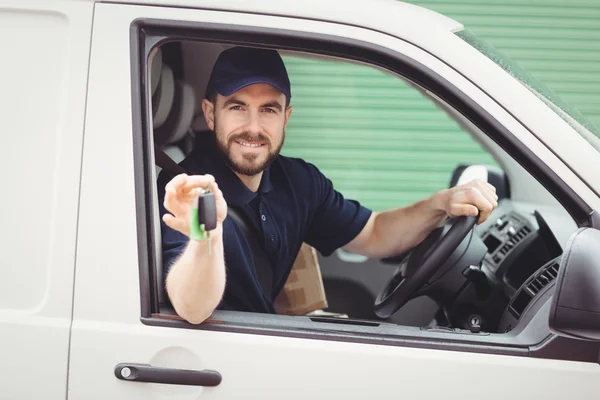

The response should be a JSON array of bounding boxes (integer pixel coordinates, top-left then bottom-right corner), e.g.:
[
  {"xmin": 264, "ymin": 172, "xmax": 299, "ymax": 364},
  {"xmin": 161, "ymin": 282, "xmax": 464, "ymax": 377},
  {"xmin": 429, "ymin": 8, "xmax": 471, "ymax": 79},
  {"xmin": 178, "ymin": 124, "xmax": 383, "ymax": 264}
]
[{"xmin": 158, "ymin": 46, "xmax": 498, "ymax": 324}]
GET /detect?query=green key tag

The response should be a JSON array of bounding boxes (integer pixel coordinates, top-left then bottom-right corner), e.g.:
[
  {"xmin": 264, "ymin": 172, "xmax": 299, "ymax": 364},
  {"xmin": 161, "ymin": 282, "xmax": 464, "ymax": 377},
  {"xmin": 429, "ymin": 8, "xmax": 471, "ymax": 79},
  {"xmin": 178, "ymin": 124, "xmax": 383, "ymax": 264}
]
[
  {"xmin": 190, "ymin": 207, "xmax": 209, "ymax": 241},
  {"xmin": 190, "ymin": 189, "xmax": 217, "ymax": 241}
]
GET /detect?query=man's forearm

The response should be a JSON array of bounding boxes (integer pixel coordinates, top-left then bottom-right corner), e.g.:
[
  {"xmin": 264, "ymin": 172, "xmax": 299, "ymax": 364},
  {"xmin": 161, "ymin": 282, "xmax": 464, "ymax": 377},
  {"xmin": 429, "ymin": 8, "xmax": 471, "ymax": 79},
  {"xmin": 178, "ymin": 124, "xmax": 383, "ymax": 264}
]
[
  {"xmin": 347, "ymin": 193, "xmax": 448, "ymax": 259},
  {"xmin": 165, "ymin": 226, "xmax": 226, "ymax": 324},
  {"xmin": 344, "ymin": 180, "xmax": 497, "ymax": 259},
  {"xmin": 370, "ymin": 196, "xmax": 447, "ymax": 258}
]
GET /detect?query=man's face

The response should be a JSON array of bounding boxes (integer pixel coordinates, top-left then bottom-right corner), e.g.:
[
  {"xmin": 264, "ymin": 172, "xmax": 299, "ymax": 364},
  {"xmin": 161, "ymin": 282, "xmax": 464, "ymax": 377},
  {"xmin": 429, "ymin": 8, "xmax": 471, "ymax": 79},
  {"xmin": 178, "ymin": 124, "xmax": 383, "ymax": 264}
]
[{"xmin": 203, "ymin": 83, "xmax": 292, "ymax": 176}]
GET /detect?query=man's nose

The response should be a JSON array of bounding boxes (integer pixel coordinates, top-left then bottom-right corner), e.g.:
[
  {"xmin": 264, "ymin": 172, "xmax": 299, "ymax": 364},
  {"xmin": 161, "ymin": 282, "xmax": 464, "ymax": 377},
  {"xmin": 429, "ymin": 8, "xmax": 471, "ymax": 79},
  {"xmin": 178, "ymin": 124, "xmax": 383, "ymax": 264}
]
[{"xmin": 244, "ymin": 110, "xmax": 262, "ymax": 136}]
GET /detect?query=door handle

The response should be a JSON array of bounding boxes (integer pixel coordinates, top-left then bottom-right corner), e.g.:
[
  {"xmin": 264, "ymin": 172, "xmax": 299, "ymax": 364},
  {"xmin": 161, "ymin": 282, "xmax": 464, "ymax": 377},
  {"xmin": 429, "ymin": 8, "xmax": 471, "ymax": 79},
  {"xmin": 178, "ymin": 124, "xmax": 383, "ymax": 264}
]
[{"xmin": 114, "ymin": 363, "xmax": 222, "ymax": 387}]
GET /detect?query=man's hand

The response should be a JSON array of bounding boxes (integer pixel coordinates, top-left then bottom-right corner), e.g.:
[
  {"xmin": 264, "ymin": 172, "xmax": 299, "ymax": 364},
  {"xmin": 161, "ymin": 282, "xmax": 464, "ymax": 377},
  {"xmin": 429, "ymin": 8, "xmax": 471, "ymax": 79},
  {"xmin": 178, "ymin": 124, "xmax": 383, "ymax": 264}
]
[
  {"xmin": 344, "ymin": 179, "xmax": 499, "ymax": 259},
  {"xmin": 162, "ymin": 174, "xmax": 228, "ymax": 237},
  {"xmin": 432, "ymin": 179, "xmax": 498, "ymax": 225}
]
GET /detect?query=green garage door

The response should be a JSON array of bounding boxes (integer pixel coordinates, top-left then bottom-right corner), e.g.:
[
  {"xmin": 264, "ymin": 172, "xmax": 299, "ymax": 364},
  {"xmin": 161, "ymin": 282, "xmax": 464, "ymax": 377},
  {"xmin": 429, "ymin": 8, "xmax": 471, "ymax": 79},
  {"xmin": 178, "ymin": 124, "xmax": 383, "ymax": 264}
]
[{"xmin": 281, "ymin": 0, "xmax": 600, "ymax": 212}]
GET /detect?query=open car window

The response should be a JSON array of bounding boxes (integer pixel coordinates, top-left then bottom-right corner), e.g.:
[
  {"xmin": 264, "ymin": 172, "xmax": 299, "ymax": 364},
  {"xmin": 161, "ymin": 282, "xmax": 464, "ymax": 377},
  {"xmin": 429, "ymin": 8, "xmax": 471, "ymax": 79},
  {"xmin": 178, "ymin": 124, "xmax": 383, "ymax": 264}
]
[
  {"xmin": 150, "ymin": 42, "xmax": 503, "ymax": 325},
  {"xmin": 281, "ymin": 52, "xmax": 499, "ymax": 210},
  {"xmin": 131, "ymin": 19, "xmax": 598, "ymax": 363}
]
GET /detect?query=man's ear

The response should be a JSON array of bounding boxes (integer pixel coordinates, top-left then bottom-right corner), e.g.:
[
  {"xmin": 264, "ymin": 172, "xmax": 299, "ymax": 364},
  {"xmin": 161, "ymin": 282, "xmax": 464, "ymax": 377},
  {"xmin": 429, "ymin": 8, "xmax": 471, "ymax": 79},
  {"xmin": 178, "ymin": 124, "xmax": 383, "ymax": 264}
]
[
  {"xmin": 201, "ymin": 99, "xmax": 215, "ymax": 131},
  {"xmin": 284, "ymin": 106, "xmax": 293, "ymax": 129}
]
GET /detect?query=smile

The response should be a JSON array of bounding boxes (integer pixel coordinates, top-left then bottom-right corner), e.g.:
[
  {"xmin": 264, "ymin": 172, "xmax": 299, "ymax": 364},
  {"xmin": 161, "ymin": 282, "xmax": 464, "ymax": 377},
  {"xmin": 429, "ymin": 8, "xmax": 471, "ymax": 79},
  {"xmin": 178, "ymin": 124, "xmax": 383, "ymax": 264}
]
[{"xmin": 235, "ymin": 140, "xmax": 265, "ymax": 148}]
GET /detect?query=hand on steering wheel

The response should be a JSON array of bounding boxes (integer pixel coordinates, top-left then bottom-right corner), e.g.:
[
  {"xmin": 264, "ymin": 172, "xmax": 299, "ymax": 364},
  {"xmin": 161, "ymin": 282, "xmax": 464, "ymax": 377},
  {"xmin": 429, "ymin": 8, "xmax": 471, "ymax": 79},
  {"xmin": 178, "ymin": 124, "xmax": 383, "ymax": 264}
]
[{"xmin": 374, "ymin": 215, "xmax": 479, "ymax": 319}]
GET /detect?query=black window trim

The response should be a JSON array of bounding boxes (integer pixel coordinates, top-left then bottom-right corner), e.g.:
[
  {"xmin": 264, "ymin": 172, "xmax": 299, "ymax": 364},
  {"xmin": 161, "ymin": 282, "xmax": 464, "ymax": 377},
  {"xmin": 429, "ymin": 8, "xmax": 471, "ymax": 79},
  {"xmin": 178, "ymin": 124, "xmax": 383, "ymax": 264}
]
[{"xmin": 129, "ymin": 18, "xmax": 600, "ymax": 363}]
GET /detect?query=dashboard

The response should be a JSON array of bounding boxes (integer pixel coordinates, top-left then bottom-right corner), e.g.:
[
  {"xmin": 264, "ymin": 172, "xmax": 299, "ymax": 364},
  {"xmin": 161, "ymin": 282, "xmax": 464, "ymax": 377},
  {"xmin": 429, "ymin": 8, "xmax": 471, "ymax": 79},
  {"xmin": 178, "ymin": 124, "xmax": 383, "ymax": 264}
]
[
  {"xmin": 448, "ymin": 199, "xmax": 573, "ymax": 333},
  {"xmin": 319, "ymin": 194, "xmax": 579, "ymax": 333},
  {"xmin": 479, "ymin": 203, "xmax": 562, "ymax": 289}
]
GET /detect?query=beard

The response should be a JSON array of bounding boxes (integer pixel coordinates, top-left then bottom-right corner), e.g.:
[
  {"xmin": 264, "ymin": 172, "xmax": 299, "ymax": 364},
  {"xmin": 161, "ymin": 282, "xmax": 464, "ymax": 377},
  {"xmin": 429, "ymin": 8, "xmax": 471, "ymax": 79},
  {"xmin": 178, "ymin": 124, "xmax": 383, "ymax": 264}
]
[{"xmin": 213, "ymin": 117, "xmax": 285, "ymax": 176}]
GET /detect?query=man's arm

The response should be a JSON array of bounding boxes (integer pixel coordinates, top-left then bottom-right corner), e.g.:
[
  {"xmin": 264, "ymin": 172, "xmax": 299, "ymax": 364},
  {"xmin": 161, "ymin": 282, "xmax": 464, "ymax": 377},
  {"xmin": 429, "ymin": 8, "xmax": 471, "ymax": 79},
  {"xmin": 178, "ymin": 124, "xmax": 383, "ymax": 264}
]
[
  {"xmin": 165, "ymin": 226, "xmax": 225, "ymax": 324},
  {"xmin": 161, "ymin": 174, "xmax": 228, "ymax": 324},
  {"xmin": 344, "ymin": 179, "xmax": 498, "ymax": 259}
]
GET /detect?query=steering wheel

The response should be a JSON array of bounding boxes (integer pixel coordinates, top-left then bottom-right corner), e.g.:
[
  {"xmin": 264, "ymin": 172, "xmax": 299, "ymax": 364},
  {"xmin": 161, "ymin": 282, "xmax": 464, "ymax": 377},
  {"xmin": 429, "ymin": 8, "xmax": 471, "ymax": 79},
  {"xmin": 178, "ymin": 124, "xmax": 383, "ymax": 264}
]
[{"xmin": 374, "ymin": 215, "xmax": 479, "ymax": 319}]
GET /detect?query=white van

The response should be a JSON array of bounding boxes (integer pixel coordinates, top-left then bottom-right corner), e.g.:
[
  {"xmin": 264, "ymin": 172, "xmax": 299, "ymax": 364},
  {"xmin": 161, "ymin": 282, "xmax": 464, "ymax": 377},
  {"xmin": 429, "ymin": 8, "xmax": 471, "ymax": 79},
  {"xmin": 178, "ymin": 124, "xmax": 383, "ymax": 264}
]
[{"xmin": 2, "ymin": 0, "xmax": 600, "ymax": 398}]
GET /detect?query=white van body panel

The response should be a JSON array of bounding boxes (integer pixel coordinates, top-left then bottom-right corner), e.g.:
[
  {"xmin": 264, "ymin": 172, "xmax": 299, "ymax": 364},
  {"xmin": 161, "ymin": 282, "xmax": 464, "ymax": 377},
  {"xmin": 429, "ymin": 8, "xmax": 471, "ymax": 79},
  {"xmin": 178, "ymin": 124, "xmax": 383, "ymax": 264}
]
[
  {"xmin": 95, "ymin": 0, "xmax": 466, "ymax": 34},
  {"xmin": 0, "ymin": 0, "xmax": 93, "ymax": 398},
  {"xmin": 67, "ymin": 3, "xmax": 600, "ymax": 399}
]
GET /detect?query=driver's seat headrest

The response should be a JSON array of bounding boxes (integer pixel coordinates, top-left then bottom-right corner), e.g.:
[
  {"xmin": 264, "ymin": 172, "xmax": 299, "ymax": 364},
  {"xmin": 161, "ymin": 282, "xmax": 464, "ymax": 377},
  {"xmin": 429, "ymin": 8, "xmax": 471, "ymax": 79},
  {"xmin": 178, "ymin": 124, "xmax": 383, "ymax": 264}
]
[
  {"xmin": 154, "ymin": 77, "xmax": 196, "ymax": 147},
  {"xmin": 152, "ymin": 63, "xmax": 175, "ymax": 130},
  {"xmin": 150, "ymin": 47, "xmax": 162, "ymax": 97}
]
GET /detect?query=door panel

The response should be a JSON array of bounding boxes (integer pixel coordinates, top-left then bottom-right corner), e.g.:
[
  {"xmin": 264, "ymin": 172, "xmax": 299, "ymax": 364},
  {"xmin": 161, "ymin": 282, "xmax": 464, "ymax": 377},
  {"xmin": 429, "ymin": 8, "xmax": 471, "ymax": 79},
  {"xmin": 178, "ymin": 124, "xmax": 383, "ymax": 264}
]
[
  {"xmin": 69, "ymin": 3, "xmax": 600, "ymax": 399},
  {"xmin": 0, "ymin": 1, "xmax": 92, "ymax": 398},
  {"xmin": 69, "ymin": 322, "xmax": 600, "ymax": 399}
]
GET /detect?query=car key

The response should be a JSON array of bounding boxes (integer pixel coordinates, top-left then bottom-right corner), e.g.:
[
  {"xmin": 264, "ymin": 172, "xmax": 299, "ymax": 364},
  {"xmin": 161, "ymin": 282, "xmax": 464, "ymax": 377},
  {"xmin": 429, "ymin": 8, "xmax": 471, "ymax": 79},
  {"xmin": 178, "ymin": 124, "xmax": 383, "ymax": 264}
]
[{"xmin": 190, "ymin": 188, "xmax": 217, "ymax": 243}]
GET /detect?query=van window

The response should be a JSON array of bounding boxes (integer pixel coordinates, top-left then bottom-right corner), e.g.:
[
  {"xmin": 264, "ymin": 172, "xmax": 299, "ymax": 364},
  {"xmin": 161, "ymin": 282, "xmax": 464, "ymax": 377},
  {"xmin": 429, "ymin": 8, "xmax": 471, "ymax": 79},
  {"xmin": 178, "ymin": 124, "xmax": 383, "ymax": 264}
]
[
  {"xmin": 146, "ymin": 41, "xmax": 499, "ymax": 324},
  {"xmin": 0, "ymin": 11, "xmax": 69, "ymax": 309},
  {"xmin": 281, "ymin": 54, "xmax": 497, "ymax": 211},
  {"xmin": 127, "ymin": 21, "xmax": 591, "ymax": 362}
]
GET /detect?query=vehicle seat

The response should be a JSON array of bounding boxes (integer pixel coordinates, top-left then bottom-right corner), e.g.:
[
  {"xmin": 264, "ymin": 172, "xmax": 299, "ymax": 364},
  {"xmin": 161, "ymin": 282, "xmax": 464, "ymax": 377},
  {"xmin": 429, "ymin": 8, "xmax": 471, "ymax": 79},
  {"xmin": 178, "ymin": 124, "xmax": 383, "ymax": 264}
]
[
  {"xmin": 154, "ymin": 78, "xmax": 196, "ymax": 174},
  {"xmin": 152, "ymin": 63, "xmax": 174, "ymax": 130},
  {"xmin": 150, "ymin": 47, "xmax": 162, "ymax": 97},
  {"xmin": 150, "ymin": 55, "xmax": 197, "ymax": 305}
]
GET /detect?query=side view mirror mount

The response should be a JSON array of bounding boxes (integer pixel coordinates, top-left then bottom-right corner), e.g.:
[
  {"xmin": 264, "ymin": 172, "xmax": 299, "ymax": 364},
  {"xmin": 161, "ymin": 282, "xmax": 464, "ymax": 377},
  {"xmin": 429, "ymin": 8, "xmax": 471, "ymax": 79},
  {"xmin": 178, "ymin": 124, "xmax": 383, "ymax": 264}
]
[
  {"xmin": 449, "ymin": 163, "xmax": 510, "ymax": 200},
  {"xmin": 549, "ymin": 228, "xmax": 600, "ymax": 341}
]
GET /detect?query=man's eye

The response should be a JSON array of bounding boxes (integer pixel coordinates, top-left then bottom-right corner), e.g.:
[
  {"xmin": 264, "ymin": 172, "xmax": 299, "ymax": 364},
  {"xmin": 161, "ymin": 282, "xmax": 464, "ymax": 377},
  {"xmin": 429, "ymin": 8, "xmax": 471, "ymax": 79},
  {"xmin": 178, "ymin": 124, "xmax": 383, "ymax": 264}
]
[
  {"xmin": 263, "ymin": 108, "xmax": 276, "ymax": 114},
  {"xmin": 230, "ymin": 106, "xmax": 243, "ymax": 111}
]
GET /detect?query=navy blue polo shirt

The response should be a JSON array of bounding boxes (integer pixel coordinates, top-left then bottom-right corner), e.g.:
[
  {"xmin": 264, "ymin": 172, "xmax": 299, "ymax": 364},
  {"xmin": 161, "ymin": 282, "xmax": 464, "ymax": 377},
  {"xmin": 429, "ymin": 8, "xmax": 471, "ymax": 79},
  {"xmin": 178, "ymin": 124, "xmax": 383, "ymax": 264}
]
[{"xmin": 157, "ymin": 133, "xmax": 372, "ymax": 314}]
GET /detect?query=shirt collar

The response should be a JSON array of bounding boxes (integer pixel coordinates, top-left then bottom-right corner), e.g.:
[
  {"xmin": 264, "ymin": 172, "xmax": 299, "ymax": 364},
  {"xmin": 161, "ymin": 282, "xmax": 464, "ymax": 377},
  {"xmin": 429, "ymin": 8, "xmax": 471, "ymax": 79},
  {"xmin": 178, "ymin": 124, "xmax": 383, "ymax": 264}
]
[{"xmin": 190, "ymin": 133, "xmax": 273, "ymax": 207}]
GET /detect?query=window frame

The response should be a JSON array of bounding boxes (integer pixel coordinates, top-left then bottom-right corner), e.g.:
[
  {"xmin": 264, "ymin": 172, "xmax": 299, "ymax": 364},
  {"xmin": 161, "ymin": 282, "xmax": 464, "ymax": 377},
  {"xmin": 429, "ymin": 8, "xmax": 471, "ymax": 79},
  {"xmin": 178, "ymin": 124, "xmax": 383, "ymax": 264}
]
[{"xmin": 130, "ymin": 17, "xmax": 600, "ymax": 363}]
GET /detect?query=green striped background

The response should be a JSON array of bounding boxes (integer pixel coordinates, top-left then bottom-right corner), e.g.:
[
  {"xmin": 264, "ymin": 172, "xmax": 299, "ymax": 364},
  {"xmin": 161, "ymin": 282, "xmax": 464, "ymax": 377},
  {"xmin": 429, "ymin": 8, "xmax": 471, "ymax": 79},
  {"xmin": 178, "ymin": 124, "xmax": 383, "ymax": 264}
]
[{"xmin": 281, "ymin": 0, "xmax": 600, "ymax": 212}]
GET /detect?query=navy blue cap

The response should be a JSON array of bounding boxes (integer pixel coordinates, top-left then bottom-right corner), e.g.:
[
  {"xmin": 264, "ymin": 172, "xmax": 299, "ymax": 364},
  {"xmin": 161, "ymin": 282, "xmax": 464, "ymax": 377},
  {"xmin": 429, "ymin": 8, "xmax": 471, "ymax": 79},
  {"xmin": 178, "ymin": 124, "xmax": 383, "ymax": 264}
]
[{"xmin": 205, "ymin": 46, "xmax": 291, "ymax": 100}]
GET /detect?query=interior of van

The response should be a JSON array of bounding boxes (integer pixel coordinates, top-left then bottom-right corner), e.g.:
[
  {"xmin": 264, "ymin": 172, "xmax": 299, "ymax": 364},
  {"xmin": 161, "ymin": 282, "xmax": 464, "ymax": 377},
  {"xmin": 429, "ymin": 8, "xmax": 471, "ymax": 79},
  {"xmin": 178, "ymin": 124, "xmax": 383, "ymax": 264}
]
[{"xmin": 147, "ymin": 40, "xmax": 577, "ymax": 335}]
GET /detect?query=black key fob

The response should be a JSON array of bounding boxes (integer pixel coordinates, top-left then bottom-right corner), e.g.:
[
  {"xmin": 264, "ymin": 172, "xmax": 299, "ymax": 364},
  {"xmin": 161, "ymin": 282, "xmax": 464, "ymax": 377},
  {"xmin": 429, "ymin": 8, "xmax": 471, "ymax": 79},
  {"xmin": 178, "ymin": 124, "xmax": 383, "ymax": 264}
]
[{"xmin": 197, "ymin": 191, "xmax": 217, "ymax": 231}]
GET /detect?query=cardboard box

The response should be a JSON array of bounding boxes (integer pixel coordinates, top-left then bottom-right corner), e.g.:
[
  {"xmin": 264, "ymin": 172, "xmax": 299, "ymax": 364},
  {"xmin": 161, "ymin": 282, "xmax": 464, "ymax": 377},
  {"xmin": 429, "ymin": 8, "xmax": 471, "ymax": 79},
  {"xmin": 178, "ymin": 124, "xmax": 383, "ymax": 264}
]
[{"xmin": 274, "ymin": 243, "xmax": 328, "ymax": 315}]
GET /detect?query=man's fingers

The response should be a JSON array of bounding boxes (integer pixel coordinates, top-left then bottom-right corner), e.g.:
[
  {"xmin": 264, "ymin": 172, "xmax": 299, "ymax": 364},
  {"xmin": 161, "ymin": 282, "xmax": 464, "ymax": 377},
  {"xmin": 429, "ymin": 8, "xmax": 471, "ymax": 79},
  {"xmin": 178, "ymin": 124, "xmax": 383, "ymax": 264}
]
[
  {"xmin": 485, "ymin": 181, "xmax": 497, "ymax": 194},
  {"xmin": 466, "ymin": 187, "xmax": 495, "ymax": 223},
  {"xmin": 450, "ymin": 187, "xmax": 495, "ymax": 224},
  {"xmin": 163, "ymin": 174, "xmax": 224, "ymax": 225},
  {"xmin": 181, "ymin": 174, "xmax": 215, "ymax": 191},
  {"xmin": 483, "ymin": 182, "xmax": 499, "ymax": 201},
  {"xmin": 211, "ymin": 181, "xmax": 225, "ymax": 201},
  {"xmin": 470, "ymin": 180, "xmax": 498, "ymax": 202},
  {"xmin": 164, "ymin": 173, "xmax": 188, "ymax": 193},
  {"xmin": 449, "ymin": 203, "xmax": 479, "ymax": 218},
  {"xmin": 164, "ymin": 174, "xmax": 215, "ymax": 195},
  {"xmin": 444, "ymin": 180, "xmax": 499, "ymax": 225},
  {"xmin": 475, "ymin": 181, "xmax": 498, "ymax": 208},
  {"xmin": 163, "ymin": 213, "xmax": 187, "ymax": 234},
  {"xmin": 163, "ymin": 187, "xmax": 177, "ymax": 212}
]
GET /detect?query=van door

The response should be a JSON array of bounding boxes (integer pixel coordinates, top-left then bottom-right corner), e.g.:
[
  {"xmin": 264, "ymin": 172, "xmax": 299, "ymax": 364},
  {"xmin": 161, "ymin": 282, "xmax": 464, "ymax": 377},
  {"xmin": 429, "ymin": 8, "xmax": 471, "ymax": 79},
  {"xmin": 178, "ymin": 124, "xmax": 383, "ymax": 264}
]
[
  {"xmin": 0, "ymin": 1, "xmax": 93, "ymax": 398},
  {"xmin": 68, "ymin": 3, "xmax": 600, "ymax": 399}
]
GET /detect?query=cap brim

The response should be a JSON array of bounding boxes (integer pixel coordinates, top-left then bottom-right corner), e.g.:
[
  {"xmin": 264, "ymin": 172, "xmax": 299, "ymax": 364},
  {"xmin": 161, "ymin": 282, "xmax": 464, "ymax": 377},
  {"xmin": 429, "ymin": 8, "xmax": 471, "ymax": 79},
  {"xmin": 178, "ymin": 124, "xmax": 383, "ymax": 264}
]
[{"xmin": 217, "ymin": 76, "xmax": 291, "ymax": 98}]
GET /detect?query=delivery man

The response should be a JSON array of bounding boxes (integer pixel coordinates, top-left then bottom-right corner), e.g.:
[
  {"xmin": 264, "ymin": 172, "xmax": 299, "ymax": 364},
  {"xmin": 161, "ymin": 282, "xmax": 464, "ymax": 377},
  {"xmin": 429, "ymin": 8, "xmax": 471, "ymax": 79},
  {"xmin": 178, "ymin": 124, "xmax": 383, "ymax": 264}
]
[{"xmin": 157, "ymin": 46, "xmax": 498, "ymax": 324}]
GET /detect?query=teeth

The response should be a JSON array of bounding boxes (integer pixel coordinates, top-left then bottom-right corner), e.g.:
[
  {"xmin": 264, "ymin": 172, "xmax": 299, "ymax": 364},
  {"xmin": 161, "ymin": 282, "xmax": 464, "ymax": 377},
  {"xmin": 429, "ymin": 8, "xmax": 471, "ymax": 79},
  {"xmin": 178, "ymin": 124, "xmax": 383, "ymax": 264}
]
[{"xmin": 238, "ymin": 141, "xmax": 262, "ymax": 148}]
